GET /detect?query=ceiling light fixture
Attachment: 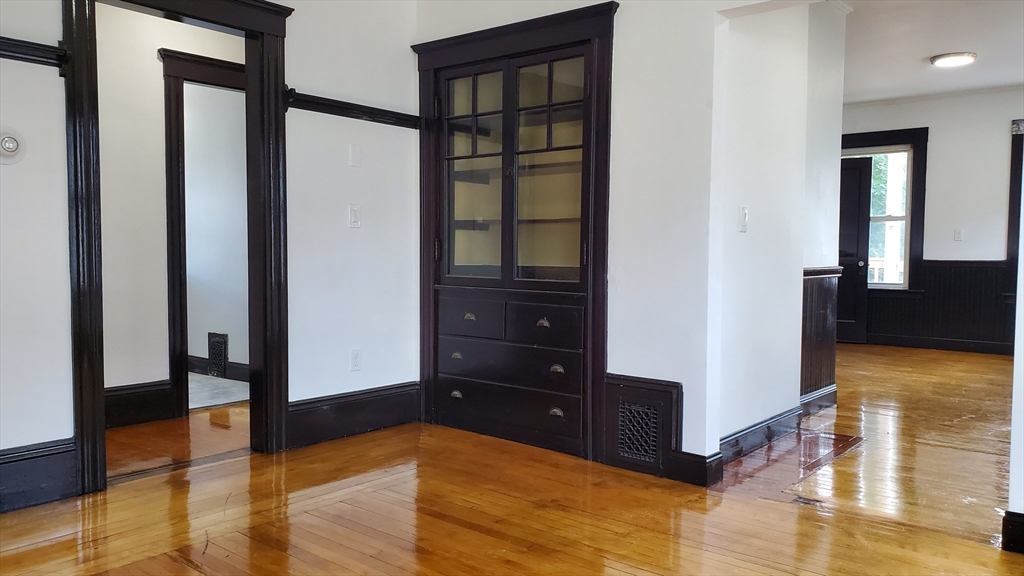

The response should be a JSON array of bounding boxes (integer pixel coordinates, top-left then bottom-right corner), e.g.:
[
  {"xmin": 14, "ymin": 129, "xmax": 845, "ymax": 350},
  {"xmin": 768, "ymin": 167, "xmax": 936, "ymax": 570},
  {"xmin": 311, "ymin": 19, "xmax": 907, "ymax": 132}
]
[{"xmin": 930, "ymin": 52, "xmax": 977, "ymax": 68}]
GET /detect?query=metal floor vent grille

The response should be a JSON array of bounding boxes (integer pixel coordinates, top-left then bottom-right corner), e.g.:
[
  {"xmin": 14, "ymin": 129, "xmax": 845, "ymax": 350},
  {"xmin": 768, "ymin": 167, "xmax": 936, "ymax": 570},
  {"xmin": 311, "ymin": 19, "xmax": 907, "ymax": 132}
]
[
  {"xmin": 208, "ymin": 333, "xmax": 228, "ymax": 378},
  {"xmin": 617, "ymin": 400, "xmax": 658, "ymax": 463}
]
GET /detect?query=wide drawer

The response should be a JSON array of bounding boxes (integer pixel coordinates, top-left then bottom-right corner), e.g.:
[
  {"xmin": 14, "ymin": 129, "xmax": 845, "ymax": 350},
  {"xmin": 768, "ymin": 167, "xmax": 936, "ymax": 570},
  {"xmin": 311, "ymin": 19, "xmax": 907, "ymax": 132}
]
[
  {"xmin": 438, "ymin": 336, "xmax": 583, "ymax": 396},
  {"xmin": 436, "ymin": 376, "xmax": 582, "ymax": 440},
  {"xmin": 506, "ymin": 302, "xmax": 584, "ymax": 349},
  {"xmin": 438, "ymin": 297, "xmax": 504, "ymax": 339}
]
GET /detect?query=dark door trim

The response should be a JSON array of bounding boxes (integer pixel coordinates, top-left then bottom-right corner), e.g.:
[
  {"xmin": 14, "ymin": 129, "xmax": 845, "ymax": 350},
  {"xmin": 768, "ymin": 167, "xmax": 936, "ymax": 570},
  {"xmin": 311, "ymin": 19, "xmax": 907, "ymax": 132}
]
[
  {"xmin": 841, "ymin": 127, "xmax": 929, "ymax": 291},
  {"xmin": 62, "ymin": 0, "xmax": 292, "ymax": 496},
  {"xmin": 1005, "ymin": 126, "xmax": 1023, "ymax": 294},
  {"xmin": 160, "ymin": 49, "xmax": 247, "ymax": 419},
  {"xmin": 412, "ymin": 1, "xmax": 617, "ymax": 460}
]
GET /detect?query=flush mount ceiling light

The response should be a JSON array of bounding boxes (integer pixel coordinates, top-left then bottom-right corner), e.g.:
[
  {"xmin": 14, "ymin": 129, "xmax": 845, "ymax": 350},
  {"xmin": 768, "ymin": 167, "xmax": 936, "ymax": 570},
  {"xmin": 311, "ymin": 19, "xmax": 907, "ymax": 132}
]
[
  {"xmin": 0, "ymin": 127, "xmax": 25, "ymax": 165},
  {"xmin": 930, "ymin": 52, "xmax": 977, "ymax": 68}
]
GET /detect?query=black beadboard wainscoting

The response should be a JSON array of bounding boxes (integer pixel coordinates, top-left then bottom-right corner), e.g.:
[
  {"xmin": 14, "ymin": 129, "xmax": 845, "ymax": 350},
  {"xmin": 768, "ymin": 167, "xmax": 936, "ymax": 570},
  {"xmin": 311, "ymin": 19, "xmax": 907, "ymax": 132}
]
[
  {"xmin": 867, "ymin": 260, "xmax": 1015, "ymax": 355},
  {"xmin": 802, "ymin": 267, "xmax": 841, "ymax": 415}
]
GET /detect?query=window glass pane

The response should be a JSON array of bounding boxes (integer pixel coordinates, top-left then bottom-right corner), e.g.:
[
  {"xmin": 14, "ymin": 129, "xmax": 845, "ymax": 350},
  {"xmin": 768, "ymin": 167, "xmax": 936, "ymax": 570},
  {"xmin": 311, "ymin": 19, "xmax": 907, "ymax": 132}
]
[
  {"xmin": 869, "ymin": 220, "xmax": 906, "ymax": 285},
  {"xmin": 516, "ymin": 149, "xmax": 582, "ymax": 281},
  {"xmin": 551, "ymin": 104, "xmax": 583, "ymax": 148},
  {"xmin": 476, "ymin": 114, "xmax": 502, "ymax": 154},
  {"xmin": 870, "ymin": 152, "xmax": 908, "ymax": 217},
  {"xmin": 519, "ymin": 64, "xmax": 548, "ymax": 107},
  {"xmin": 447, "ymin": 117, "xmax": 472, "ymax": 156},
  {"xmin": 449, "ymin": 157, "xmax": 502, "ymax": 277},
  {"xmin": 448, "ymin": 76, "xmax": 472, "ymax": 116},
  {"xmin": 476, "ymin": 72, "xmax": 502, "ymax": 113},
  {"xmin": 552, "ymin": 57, "xmax": 584, "ymax": 102},
  {"xmin": 518, "ymin": 109, "xmax": 547, "ymax": 151}
]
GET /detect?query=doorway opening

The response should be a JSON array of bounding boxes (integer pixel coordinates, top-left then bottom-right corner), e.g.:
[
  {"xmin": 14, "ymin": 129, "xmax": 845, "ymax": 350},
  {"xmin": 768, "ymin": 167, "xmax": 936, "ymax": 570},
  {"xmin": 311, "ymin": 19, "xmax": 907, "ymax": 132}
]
[{"xmin": 97, "ymin": 4, "xmax": 252, "ymax": 481}]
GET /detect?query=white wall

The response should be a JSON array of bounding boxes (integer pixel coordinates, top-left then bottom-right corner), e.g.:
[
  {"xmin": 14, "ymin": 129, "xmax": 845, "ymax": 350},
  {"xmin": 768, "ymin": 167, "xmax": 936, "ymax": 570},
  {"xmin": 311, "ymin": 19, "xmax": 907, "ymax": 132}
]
[
  {"xmin": 96, "ymin": 3, "xmax": 244, "ymax": 387},
  {"xmin": 712, "ymin": 3, "xmax": 847, "ymax": 434},
  {"xmin": 287, "ymin": 112, "xmax": 419, "ymax": 400},
  {"xmin": 803, "ymin": 1, "xmax": 846, "ymax": 268},
  {"xmin": 843, "ymin": 86, "xmax": 1024, "ymax": 261},
  {"xmin": 183, "ymin": 83, "xmax": 249, "ymax": 364},
  {"xmin": 0, "ymin": 58, "xmax": 74, "ymax": 449},
  {"xmin": 278, "ymin": 0, "xmax": 421, "ymax": 401},
  {"xmin": 0, "ymin": 0, "xmax": 61, "ymax": 46}
]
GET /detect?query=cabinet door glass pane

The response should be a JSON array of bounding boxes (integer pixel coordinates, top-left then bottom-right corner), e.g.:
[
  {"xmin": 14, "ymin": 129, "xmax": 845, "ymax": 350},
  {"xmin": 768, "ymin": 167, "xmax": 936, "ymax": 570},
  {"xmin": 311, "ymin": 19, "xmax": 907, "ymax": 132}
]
[
  {"xmin": 476, "ymin": 72, "xmax": 502, "ymax": 113},
  {"xmin": 516, "ymin": 149, "xmax": 582, "ymax": 282},
  {"xmin": 519, "ymin": 64, "xmax": 548, "ymax": 108},
  {"xmin": 552, "ymin": 58, "xmax": 584, "ymax": 102},
  {"xmin": 519, "ymin": 109, "xmax": 547, "ymax": 151},
  {"xmin": 551, "ymin": 104, "xmax": 583, "ymax": 148},
  {"xmin": 477, "ymin": 114, "xmax": 502, "ymax": 154},
  {"xmin": 448, "ymin": 76, "xmax": 472, "ymax": 116},
  {"xmin": 449, "ymin": 156, "xmax": 502, "ymax": 277},
  {"xmin": 447, "ymin": 117, "xmax": 472, "ymax": 156}
]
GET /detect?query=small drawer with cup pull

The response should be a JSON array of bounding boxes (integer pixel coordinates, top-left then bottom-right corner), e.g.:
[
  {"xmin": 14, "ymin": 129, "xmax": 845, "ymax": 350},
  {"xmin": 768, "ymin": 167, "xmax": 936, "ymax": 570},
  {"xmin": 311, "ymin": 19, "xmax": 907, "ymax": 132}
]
[
  {"xmin": 436, "ymin": 376, "xmax": 582, "ymax": 440},
  {"xmin": 438, "ymin": 297, "xmax": 505, "ymax": 339},
  {"xmin": 438, "ymin": 336, "xmax": 582, "ymax": 396},
  {"xmin": 505, "ymin": 302, "xmax": 583, "ymax": 349}
]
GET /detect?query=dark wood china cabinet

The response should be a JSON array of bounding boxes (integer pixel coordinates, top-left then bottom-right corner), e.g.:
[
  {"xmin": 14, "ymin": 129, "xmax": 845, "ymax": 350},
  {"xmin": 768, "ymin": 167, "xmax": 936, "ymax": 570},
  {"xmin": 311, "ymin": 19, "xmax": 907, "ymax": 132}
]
[{"xmin": 414, "ymin": 3, "xmax": 616, "ymax": 458}]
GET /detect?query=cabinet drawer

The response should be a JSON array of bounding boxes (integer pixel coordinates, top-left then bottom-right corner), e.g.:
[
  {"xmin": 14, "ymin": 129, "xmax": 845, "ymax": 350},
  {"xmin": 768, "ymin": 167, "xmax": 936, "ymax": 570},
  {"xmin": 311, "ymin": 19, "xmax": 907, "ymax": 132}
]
[
  {"xmin": 436, "ymin": 376, "xmax": 582, "ymax": 440},
  {"xmin": 506, "ymin": 302, "xmax": 584, "ymax": 349},
  {"xmin": 438, "ymin": 337, "xmax": 582, "ymax": 396},
  {"xmin": 438, "ymin": 297, "xmax": 504, "ymax": 339}
]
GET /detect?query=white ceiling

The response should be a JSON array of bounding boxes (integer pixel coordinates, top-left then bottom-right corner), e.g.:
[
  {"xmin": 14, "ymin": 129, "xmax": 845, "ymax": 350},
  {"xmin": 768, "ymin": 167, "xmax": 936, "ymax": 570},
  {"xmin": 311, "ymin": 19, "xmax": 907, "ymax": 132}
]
[{"xmin": 843, "ymin": 0, "xmax": 1024, "ymax": 104}]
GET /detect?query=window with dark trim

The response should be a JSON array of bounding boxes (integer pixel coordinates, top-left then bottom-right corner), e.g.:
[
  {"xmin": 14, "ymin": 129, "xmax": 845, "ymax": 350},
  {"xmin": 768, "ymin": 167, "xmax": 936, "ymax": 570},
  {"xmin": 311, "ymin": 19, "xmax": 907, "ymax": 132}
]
[{"xmin": 842, "ymin": 128, "xmax": 928, "ymax": 291}]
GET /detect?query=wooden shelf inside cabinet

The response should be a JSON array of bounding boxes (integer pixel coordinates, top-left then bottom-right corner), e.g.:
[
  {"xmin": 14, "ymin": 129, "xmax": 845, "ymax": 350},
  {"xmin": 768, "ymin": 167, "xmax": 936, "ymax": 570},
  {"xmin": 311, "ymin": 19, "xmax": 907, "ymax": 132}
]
[
  {"xmin": 453, "ymin": 219, "xmax": 499, "ymax": 231},
  {"xmin": 517, "ymin": 218, "xmax": 581, "ymax": 224}
]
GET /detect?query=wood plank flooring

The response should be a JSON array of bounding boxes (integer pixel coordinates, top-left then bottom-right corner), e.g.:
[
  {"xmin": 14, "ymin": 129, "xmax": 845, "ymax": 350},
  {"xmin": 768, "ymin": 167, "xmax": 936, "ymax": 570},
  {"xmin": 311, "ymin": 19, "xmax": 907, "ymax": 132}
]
[
  {"xmin": 106, "ymin": 404, "xmax": 250, "ymax": 479},
  {"xmin": 1, "ymin": 345, "xmax": 1022, "ymax": 574}
]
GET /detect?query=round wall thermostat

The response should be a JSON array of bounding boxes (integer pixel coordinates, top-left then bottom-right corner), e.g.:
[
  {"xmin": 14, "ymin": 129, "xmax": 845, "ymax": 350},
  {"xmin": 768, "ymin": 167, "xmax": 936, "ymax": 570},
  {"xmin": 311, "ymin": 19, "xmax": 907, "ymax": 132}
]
[{"xmin": 0, "ymin": 127, "xmax": 26, "ymax": 165}]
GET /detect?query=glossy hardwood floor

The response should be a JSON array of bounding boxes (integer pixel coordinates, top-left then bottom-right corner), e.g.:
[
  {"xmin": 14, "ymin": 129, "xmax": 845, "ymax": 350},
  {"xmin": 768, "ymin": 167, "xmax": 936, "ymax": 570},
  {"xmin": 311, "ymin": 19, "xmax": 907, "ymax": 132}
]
[
  {"xmin": 106, "ymin": 403, "xmax": 251, "ymax": 479},
  {"xmin": 1, "ymin": 346, "xmax": 1021, "ymax": 575}
]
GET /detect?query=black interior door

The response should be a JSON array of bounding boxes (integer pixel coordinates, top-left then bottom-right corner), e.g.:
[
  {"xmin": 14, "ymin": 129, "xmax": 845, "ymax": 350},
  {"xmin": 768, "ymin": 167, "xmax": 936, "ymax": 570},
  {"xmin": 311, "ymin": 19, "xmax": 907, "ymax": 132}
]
[{"xmin": 837, "ymin": 157, "xmax": 871, "ymax": 343}]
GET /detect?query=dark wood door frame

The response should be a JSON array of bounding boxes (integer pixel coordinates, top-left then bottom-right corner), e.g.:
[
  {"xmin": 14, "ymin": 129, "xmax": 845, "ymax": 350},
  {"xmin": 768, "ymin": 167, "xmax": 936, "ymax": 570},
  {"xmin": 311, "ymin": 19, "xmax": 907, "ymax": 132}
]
[
  {"xmin": 160, "ymin": 49, "xmax": 247, "ymax": 419},
  {"xmin": 63, "ymin": 0, "xmax": 292, "ymax": 495},
  {"xmin": 413, "ymin": 2, "xmax": 616, "ymax": 460}
]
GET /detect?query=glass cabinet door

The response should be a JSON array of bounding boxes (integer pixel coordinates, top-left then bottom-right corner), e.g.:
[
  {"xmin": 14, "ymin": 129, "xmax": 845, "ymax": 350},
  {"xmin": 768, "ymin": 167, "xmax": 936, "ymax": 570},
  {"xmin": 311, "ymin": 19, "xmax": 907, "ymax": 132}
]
[
  {"xmin": 440, "ymin": 51, "xmax": 588, "ymax": 286},
  {"xmin": 445, "ymin": 71, "xmax": 503, "ymax": 279},
  {"xmin": 515, "ymin": 56, "xmax": 585, "ymax": 282}
]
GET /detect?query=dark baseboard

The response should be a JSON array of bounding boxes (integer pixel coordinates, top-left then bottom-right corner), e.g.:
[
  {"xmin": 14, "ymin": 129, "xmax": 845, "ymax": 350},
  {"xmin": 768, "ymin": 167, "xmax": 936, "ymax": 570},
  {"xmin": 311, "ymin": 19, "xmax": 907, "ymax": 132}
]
[
  {"xmin": 0, "ymin": 439, "xmax": 79, "ymax": 512},
  {"xmin": 188, "ymin": 355, "xmax": 250, "ymax": 382},
  {"xmin": 105, "ymin": 380, "xmax": 178, "ymax": 428},
  {"xmin": 285, "ymin": 382, "xmax": 421, "ymax": 450},
  {"xmin": 719, "ymin": 407, "xmax": 802, "ymax": 464},
  {"xmin": 801, "ymin": 384, "xmax": 837, "ymax": 417},
  {"xmin": 865, "ymin": 334, "xmax": 1013, "ymax": 355},
  {"xmin": 1004, "ymin": 511, "xmax": 1024, "ymax": 554},
  {"xmin": 664, "ymin": 450, "xmax": 724, "ymax": 487}
]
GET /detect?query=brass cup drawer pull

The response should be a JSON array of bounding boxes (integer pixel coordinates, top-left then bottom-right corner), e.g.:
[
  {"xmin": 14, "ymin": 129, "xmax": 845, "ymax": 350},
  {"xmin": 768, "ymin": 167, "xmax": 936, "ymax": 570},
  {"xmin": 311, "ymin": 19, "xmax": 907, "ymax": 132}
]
[
  {"xmin": 549, "ymin": 407, "xmax": 564, "ymax": 418},
  {"xmin": 536, "ymin": 317, "xmax": 551, "ymax": 328},
  {"xmin": 450, "ymin": 390, "xmax": 463, "ymax": 399},
  {"xmin": 464, "ymin": 312, "xmax": 476, "ymax": 321},
  {"xmin": 549, "ymin": 364, "xmax": 565, "ymax": 374},
  {"xmin": 451, "ymin": 352, "xmax": 463, "ymax": 360}
]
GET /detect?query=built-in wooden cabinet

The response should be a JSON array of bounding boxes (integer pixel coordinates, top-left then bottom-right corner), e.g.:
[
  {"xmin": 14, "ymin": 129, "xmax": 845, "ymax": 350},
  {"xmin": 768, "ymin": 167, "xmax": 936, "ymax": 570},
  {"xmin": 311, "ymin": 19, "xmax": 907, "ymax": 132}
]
[{"xmin": 415, "ymin": 3, "xmax": 616, "ymax": 458}]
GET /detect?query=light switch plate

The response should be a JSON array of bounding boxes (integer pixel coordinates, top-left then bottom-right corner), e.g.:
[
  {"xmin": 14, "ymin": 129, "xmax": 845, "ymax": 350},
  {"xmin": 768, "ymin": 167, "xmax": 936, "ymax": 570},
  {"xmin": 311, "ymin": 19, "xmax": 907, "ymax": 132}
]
[
  {"xmin": 349, "ymin": 144, "xmax": 361, "ymax": 167},
  {"xmin": 349, "ymin": 204, "xmax": 361, "ymax": 228},
  {"xmin": 739, "ymin": 206, "xmax": 749, "ymax": 233}
]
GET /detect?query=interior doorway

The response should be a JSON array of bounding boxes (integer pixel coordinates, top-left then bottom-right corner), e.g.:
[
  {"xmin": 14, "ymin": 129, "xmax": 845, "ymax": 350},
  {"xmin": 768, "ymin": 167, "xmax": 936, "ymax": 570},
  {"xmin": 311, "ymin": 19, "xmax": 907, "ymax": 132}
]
[{"xmin": 95, "ymin": 4, "xmax": 256, "ymax": 481}]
